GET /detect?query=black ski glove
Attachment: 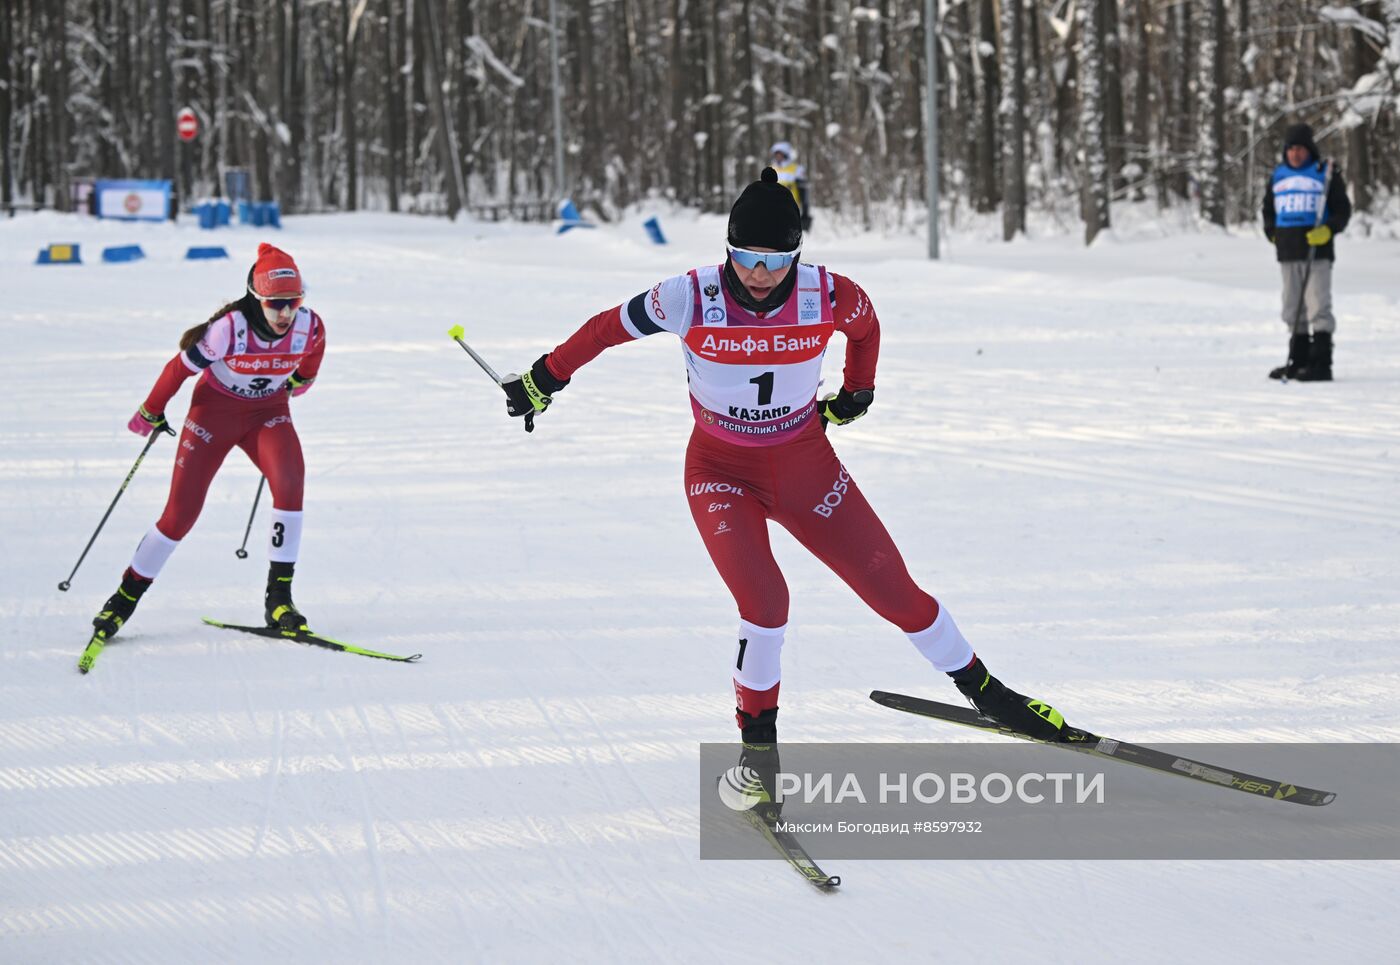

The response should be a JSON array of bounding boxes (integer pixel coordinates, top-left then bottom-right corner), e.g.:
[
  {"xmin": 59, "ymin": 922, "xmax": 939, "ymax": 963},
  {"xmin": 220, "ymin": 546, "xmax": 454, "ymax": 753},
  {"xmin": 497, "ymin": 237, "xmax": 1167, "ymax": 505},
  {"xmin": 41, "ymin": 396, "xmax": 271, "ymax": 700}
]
[
  {"xmin": 503, "ymin": 354, "xmax": 569, "ymax": 432},
  {"xmin": 818, "ymin": 387, "xmax": 873, "ymax": 428}
]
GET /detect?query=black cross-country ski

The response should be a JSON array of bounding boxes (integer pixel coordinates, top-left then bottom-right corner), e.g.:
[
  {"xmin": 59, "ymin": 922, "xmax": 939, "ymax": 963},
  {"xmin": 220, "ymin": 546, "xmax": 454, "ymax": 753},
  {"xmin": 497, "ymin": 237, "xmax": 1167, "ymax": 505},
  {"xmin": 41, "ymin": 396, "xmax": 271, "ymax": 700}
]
[
  {"xmin": 741, "ymin": 808, "xmax": 841, "ymax": 890},
  {"xmin": 202, "ymin": 617, "xmax": 422, "ymax": 663},
  {"xmin": 716, "ymin": 777, "xmax": 840, "ymax": 889},
  {"xmin": 870, "ymin": 690, "xmax": 1335, "ymax": 807}
]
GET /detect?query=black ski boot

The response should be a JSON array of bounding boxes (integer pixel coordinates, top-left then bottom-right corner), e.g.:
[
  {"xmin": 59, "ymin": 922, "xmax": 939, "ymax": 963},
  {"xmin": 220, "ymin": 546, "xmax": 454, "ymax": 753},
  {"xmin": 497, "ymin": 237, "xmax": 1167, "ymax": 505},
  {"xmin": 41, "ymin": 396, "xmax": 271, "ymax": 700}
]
[
  {"xmin": 1269, "ymin": 332, "xmax": 1312, "ymax": 380},
  {"xmin": 264, "ymin": 561, "xmax": 309, "ymax": 630},
  {"xmin": 948, "ymin": 656, "xmax": 1069, "ymax": 742},
  {"xmin": 735, "ymin": 707, "xmax": 782, "ymax": 822},
  {"xmin": 92, "ymin": 568, "xmax": 152, "ymax": 639},
  {"xmin": 1294, "ymin": 331, "xmax": 1333, "ymax": 382}
]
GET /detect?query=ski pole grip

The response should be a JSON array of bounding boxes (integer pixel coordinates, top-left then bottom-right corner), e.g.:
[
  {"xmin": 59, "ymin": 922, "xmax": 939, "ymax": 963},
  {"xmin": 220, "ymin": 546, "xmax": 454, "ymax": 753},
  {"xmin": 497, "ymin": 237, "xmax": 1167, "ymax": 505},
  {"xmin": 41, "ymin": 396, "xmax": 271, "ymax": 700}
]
[{"xmin": 447, "ymin": 324, "xmax": 505, "ymax": 386}]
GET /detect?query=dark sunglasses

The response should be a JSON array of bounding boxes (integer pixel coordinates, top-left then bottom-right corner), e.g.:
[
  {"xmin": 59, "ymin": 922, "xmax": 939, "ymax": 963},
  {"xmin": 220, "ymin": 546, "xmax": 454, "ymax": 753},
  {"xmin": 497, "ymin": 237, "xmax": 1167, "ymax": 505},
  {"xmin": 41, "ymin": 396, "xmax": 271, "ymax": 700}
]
[{"xmin": 249, "ymin": 285, "xmax": 305, "ymax": 312}]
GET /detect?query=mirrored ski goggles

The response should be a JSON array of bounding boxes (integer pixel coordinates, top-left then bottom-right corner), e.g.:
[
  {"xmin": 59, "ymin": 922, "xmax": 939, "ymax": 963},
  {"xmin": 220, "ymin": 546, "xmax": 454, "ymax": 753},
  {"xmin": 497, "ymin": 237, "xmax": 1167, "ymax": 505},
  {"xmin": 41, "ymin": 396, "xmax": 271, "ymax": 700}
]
[
  {"xmin": 249, "ymin": 286, "xmax": 304, "ymax": 312},
  {"xmin": 727, "ymin": 246, "xmax": 800, "ymax": 271}
]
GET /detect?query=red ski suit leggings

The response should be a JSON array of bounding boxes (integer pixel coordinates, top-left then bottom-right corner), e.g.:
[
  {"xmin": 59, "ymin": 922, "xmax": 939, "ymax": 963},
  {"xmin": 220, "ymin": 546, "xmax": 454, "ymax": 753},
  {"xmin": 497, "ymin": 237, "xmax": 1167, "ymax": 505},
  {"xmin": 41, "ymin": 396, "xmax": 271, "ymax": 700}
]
[
  {"xmin": 684, "ymin": 421, "xmax": 937, "ymax": 633},
  {"xmin": 156, "ymin": 379, "xmax": 304, "ymax": 540}
]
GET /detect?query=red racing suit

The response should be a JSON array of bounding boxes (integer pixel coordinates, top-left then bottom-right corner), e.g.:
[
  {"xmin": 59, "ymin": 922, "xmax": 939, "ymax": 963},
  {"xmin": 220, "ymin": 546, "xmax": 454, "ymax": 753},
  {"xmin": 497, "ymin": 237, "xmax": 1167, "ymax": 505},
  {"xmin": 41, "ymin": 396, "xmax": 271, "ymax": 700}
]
[
  {"xmin": 545, "ymin": 265, "xmax": 964, "ymax": 724},
  {"xmin": 140, "ymin": 308, "xmax": 325, "ymax": 553}
]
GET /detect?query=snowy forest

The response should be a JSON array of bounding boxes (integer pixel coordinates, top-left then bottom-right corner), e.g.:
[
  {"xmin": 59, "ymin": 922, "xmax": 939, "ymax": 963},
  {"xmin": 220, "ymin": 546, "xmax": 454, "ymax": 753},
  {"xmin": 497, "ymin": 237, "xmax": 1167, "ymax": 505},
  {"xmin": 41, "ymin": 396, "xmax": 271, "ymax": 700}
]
[{"xmin": 3, "ymin": 0, "xmax": 1399, "ymax": 241}]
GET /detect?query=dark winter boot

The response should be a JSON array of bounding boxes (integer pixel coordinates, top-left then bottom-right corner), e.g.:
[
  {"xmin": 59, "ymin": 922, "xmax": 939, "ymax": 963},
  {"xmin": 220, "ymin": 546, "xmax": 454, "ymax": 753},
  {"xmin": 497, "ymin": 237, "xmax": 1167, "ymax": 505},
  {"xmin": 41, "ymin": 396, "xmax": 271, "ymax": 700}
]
[
  {"xmin": 1294, "ymin": 331, "xmax": 1333, "ymax": 382},
  {"xmin": 264, "ymin": 561, "xmax": 309, "ymax": 630},
  {"xmin": 948, "ymin": 656, "xmax": 1069, "ymax": 742},
  {"xmin": 92, "ymin": 568, "xmax": 152, "ymax": 639},
  {"xmin": 734, "ymin": 708, "xmax": 782, "ymax": 821},
  {"xmin": 1269, "ymin": 333, "xmax": 1312, "ymax": 380}
]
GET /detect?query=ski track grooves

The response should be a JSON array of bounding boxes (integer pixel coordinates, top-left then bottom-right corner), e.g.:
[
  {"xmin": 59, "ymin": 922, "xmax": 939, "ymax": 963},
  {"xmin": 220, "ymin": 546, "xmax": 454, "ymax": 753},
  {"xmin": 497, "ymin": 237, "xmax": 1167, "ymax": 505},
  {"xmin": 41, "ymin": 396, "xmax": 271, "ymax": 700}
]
[
  {"xmin": 344, "ymin": 682, "xmax": 480, "ymax": 960},
  {"xmin": 326, "ymin": 693, "xmax": 393, "ymax": 954},
  {"xmin": 854, "ymin": 428, "xmax": 1400, "ymax": 529},
  {"xmin": 518, "ymin": 684, "xmax": 673, "ymax": 962},
  {"xmin": 253, "ymin": 708, "xmax": 287, "ymax": 857}
]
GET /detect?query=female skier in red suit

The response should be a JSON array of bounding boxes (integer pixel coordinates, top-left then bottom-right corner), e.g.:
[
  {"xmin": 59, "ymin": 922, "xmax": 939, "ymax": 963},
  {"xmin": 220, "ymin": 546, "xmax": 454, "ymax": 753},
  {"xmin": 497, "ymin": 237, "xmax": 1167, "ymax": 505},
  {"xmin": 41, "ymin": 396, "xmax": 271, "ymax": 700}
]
[
  {"xmin": 90, "ymin": 244, "xmax": 326, "ymax": 644},
  {"xmin": 501, "ymin": 170, "xmax": 1071, "ymax": 776}
]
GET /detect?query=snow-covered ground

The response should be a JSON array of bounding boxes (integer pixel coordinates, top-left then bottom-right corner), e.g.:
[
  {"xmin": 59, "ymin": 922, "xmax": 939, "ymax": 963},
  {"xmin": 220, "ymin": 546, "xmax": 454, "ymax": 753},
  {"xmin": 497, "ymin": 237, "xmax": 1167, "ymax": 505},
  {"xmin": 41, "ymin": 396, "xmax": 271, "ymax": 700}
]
[{"xmin": 2, "ymin": 207, "xmax": 1398, "ymax": 962}]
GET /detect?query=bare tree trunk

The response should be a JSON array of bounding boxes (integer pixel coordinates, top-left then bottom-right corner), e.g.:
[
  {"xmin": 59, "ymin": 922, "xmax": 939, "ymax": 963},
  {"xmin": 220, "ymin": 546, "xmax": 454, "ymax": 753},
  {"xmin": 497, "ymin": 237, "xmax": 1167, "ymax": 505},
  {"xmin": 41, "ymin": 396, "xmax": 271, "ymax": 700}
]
[
  {"xmin": 1132, "ymin": 0, "xmax": 1152, "ymax": 203},
  {"xmin": 668, "ymin": 0, "xmax": 684, "ymax": 200},
  {"xmin": 383, "ymin": 0, "xmax": 401, "ymax": 211},
  {"xmin": 974, "ymin": 0, "xmax": 1000, "ymax": 212},
  {"xmin": 1198, "ymin": 0, "xmax": 1226, "ymax": 225},
  {"xmin": 1103, "ymin": 0, "xmax": 1124, "ymax": 191},
  {"xmin": 1, "ymin": 0, "xmax": 12, "ymax": 207},
  {"xmin": 403, "ymin": 0, "xmax": 416, "ymax": 196},
  {"xmin": 577, "ymin": 0, "xmax": 601, "ymax": 198},
  {"xmin": 250, "ymin": 2, "xmax": 273, "ymax": 202},
  {"xmin": 279, "ymin": 0, "xmax": 303, "ymax": 211},
  {"xmin": 1168, "ymin": 0, "xmax": 1193, "ymax": 199},
  {"xmin": 155, "ymin": 0, "xmax": 175, "ymax": 207},
  {"xmin": 30, "ymin": 1, "xmax": 48, "ymax": 203},
  {"xmin": 1026, "ymin": 0, "xmax": 1050, "ymax": 200},
  {"xmin": 199, "ymin": 0, "xmax": 217, "ymax": 194},
  {"xmin": 177, "ymin": 0, "xmax": 194, "ymax": 199},
  {"xmin": 709, "ymin": 3, "xmax": 727, "ymax": 207},
  {"xmin": 416, "ymin": 0, "xmax": 464, "ymax": 216},
  {"xmin": 1079, "ymin": 0, "xmax": 1110, "ymax": 244},
  {"xmin": 342, "ymin": 0, "xmax": 361, "ymax": 211},
  {"xmin": 1000, "ymin": 0, "xmax": 1026, "ymax": 239},
  {"xmin": 740, "ymin": 0, "xmax": 757, "ymax": 166},
  {"xmin": 46, "ymin": 0, "xmax": 73, "ymax": 209},
  {"xmin": 218, "ymin": 0, "xmax": 233, "ymax": 189},
  {"xmin": 1347, "ymin": 1, "xmax": 1380, "ymax": 213},
  {"xmin": 456, "ymin": 0, "xmax": 476, "ymax": 188}
]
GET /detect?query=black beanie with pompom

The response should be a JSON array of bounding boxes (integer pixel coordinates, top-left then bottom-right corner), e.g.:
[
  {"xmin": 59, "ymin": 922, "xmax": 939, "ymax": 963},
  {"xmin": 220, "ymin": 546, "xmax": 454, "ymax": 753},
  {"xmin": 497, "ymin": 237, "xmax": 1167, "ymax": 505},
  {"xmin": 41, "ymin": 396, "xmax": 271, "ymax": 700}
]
[{"xmin": 727, "ymin": 167, "xmax": 803, "ymax": 251}]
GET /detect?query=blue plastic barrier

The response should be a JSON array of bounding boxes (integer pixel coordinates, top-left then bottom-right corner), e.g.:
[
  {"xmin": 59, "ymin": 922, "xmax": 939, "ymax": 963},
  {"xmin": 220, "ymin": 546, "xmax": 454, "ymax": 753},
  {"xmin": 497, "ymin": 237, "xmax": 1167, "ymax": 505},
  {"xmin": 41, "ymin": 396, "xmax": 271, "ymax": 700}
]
[
  {"xmin": 234, "ymin": 200, "xmax": 281, "ymax": 228},
  {"xmin": 186, "ymin": 246, "xmax": 230, "ymax": 260},
  {"xmin": 643, "ymin": 216, "xmax": 667, "ymax": 245},
  {"xmin": 196, "ymin": 201, "xmax": 217, "ymax": 229},
  {"xmin": 214, "ymin": 199, "xmax": 231, "ymax": 226},
  {"xmin": 36, "ymin": 243, "xmax": 82, "ymax": 265},
  {"xmin": 102, "ymin": 245, "xmax": 145, "ymax": 263},
  {"xmin": 237, "ymin": 200, "xmax": 281, "ymax": 228},
  {"xmin": 556, "ymin": 198, "xmax": 595, "ymax": 235}
]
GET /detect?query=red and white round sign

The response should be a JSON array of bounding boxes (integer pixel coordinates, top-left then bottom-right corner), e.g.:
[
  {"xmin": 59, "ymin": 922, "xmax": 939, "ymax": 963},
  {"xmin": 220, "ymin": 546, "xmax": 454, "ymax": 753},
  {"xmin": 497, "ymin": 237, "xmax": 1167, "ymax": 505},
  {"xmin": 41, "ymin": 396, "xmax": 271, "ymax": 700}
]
[{"xmin": 177, "ymin": 108, "xmax": 199, "ymax": 142}]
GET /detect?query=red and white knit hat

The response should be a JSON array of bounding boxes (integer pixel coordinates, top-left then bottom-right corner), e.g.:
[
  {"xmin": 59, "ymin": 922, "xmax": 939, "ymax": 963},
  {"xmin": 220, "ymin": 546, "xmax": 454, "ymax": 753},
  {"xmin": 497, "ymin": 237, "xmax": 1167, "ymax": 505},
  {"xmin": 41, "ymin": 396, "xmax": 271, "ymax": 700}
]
[{"xmin": 249, "ymin": 243, "xmax": 303, "ymax": 298}]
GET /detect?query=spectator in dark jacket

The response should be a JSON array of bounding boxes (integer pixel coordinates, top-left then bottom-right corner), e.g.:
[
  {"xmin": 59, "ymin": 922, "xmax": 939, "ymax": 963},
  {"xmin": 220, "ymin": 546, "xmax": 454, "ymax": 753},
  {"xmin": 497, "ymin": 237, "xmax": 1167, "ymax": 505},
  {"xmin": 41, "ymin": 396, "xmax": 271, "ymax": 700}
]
[{"xmin": 1262, "ymin": 123, "xmax": 1351, "ymax": 381}]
